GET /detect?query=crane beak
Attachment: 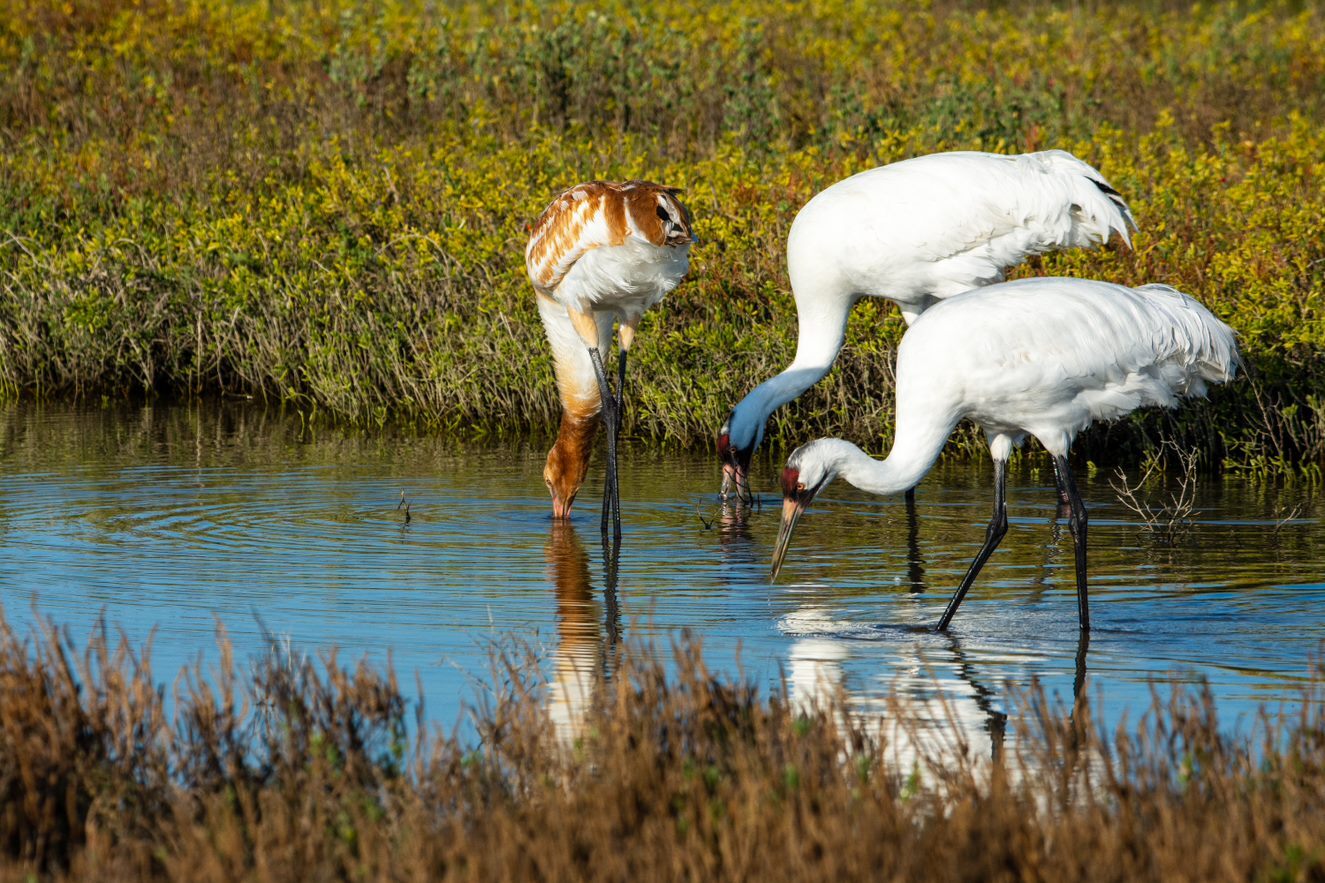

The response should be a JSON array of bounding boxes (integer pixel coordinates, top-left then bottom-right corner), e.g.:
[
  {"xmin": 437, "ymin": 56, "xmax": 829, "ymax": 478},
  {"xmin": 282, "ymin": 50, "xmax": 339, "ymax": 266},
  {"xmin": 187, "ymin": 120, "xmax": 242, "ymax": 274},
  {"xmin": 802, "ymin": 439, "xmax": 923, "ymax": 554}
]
[
  {"xmin": 717, "ymin": 432, "xmax": 754, "ymax": 505},
  {"xmin": 720, "ymin": 461, "xmax": 748, "ymax": 499},
  {"xmin": 770, "ymin": 495, "xmax": 807, "ymax": 582},
  {"xmin": 551, "ymin": 492, "xmax": 573, "ymax": 520}
]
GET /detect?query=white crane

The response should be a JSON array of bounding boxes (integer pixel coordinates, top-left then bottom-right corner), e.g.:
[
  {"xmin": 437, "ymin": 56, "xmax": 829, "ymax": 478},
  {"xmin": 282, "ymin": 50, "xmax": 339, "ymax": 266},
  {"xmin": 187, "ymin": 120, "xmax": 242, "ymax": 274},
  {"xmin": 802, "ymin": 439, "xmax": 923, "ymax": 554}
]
[
  {"xmin": 718, "ymin": 150, "xmax": 1135, "ymax": 502},
  {"xmin": 527, "ymin": 180, "xmax": 695, "ymax": 541},
  {"xmin": 768, "ymin": 277, "xmax": 1239, "ymax": 632}
]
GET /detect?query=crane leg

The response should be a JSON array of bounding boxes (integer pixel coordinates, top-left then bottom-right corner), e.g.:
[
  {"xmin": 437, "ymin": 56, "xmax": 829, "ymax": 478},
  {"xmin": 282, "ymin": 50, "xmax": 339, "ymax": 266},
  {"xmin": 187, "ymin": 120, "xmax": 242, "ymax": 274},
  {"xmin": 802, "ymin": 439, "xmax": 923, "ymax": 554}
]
[
  {"xmin": 1073, "ymin": 630, "xmax": 1091, "ymax": 702},
  {"xmin": 1051, "ymin": 459, "xmax": 1072, "ymax": 511},
  {"xmin": 588, "ymin": 347, "xmax": 621, "ymax": 544},
  {"xmin": 605, "ymin": 318, "xmax": 640, "ymax": 543},
  {"xmin": 937, "ymin": 458, "xmax": 1008, "ymax": 631},
  {"xmin": 1053, "ymin": 455, "xmax": 1090, "ymax": 631},
  {"xmin": 608, "ymin": 348, "xmax": 627, "ymax": 537},
  {"xmin": 615, "ymin": 349, "xmax": 628, "ymax": 450}
]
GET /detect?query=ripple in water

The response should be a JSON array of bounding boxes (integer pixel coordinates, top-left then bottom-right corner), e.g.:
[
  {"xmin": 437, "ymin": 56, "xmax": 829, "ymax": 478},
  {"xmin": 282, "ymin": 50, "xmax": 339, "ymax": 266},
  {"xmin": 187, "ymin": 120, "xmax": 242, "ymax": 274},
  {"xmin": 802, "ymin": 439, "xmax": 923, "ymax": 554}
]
[{"xmin": 0, "ymin": 403, "xmax": 1320, "ymax": 749}]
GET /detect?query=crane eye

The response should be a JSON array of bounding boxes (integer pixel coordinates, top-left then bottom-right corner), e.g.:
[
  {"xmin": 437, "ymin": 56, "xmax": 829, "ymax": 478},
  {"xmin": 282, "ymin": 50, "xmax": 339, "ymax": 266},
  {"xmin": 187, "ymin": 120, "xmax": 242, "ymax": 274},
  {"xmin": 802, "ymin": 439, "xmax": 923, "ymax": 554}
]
[{"xmin": 796, "ymin": 482, "xmax": 806, "ymax": 492}]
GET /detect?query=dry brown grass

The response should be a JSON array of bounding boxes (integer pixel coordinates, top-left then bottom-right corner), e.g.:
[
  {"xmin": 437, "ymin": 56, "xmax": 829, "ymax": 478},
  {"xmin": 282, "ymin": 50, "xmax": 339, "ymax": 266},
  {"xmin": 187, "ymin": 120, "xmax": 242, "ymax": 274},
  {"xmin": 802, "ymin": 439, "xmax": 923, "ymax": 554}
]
[{"xmin": 0, "ymin": 609, "xmax": 1322, "ymax": 881}]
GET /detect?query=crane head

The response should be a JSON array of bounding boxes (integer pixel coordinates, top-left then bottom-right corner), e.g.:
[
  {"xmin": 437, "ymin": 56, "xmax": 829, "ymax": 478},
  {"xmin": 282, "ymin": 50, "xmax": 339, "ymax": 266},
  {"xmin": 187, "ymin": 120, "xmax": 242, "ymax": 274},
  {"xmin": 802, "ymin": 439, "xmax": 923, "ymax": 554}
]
[
  {"xmin": 717, "ymin": 418, "xmax": 755, "ymax": 506},
  {"xmin": 544, "ymin": 413, "xmax": 596, "ymax": 520},
  {"xmin": 769, "ymin": 451, "xmax": 833, "ymax": 582}
]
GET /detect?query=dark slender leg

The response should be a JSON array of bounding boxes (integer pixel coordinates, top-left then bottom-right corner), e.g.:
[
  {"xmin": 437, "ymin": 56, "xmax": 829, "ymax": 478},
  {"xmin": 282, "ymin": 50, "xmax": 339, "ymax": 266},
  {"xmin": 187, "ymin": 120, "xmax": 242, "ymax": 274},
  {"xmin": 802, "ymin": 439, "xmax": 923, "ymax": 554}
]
[
  {"xmin": 1051, "ymin": 459, "xmax": 1072, "ymax": 510},
  {"xmin": 1053, "ymin": 455, "xmax": 1090, "ymax": 631},
  {"xmin": 611, "ymin": 349, "xmax": 628, "ymax": 531},
  {"xmin": 616, "ymin": 350, "xmax": 628, "ymax": 433},
  {"xmin": 937, "ymin": 458, "xmax": 1009, "ymax": 631},
  {"xmin": 588, "ymin": 347, "xmax": 621, "ymax": 543},
  {"xmin": 904, "ymin": 489, "xmax": 926, "ymax": 593}
]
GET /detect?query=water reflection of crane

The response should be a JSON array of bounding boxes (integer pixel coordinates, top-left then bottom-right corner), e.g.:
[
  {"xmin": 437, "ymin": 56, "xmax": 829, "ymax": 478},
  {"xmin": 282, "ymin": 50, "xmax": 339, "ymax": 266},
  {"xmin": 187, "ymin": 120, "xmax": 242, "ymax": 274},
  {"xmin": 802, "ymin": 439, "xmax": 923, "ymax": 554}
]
[
  {"xmin": 783, "ymin": 612, "xmax": 1008, "ymax": 767},
  {"xmin": 712, "ymin": 499, "xmax": 759, "ymax": 567},
  {"xmin": 544, "ymin": 523, "xmax": 620, "ymax": 745},
  {"xmin": 783, "ymin": 611, "xmax": 1091, "ymax": 771},
  {"xmin": 903, "ymin": 493, "xmax": 926, "ymax": 594}
]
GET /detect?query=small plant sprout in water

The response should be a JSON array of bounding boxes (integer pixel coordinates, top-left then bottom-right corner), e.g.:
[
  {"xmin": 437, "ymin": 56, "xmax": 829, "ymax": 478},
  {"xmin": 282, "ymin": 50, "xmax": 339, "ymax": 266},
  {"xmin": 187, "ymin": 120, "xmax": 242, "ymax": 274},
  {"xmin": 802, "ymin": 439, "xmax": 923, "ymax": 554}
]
[
  {"xmin": 1272, "ymin": 500, "xmax": 1304, "ymax": 534},
  {"xmin": 1109, "ymin": 440, "xmax": 1199, "ymax": 545}
]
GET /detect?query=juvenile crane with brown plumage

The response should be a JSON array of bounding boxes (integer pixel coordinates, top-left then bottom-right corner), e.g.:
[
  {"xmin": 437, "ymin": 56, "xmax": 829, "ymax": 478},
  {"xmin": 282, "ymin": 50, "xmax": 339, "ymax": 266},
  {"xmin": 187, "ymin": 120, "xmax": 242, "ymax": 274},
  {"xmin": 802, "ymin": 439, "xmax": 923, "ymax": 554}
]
[{"xmin": 527, "ymin": 181, "xmax": 695, "ymax": 540}]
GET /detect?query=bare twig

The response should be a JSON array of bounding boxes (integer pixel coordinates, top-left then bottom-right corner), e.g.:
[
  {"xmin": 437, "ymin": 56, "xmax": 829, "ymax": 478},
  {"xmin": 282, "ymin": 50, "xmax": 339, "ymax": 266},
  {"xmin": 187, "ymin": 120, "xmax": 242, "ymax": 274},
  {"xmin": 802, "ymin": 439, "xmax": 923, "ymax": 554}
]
[
  {"xmin": 1109, "ymin": 440, "xmax": 1199, "ymax": 545},
  {"xmin": 1271, "ymin": 501, "xmax": 1303, "ymax": 534}
]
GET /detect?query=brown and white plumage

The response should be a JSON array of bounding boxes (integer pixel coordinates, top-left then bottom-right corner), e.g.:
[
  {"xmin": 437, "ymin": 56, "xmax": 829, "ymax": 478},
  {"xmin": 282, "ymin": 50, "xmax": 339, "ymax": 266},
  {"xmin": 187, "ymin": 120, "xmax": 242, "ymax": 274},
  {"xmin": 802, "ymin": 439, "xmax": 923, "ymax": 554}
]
[
  {"xmin": 527, "ymin": 181, "xmax": 695, "ymax": 536},
  {"xmin": 527, "ymin": 180, "xmax": 693, "ymax": 296}
]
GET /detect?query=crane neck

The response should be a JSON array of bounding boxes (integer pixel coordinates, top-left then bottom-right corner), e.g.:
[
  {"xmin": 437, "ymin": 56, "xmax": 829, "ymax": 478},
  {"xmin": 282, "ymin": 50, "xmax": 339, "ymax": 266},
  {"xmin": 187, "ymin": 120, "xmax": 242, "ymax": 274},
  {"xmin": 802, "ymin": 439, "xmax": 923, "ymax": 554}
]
[
  {"xmin": 729, "ymin": 293, "xmax": 855, "ymax": 450},
  {"xmin": 821, "ymin": 405, "xmax": 958, "ymax": 497}
]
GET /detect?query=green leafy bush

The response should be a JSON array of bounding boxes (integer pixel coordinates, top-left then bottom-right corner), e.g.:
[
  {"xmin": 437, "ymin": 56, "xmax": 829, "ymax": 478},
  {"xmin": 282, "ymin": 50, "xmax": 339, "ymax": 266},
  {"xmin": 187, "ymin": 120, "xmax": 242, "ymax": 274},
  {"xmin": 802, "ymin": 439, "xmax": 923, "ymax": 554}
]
[{"xmin": 1, "ymin": 0, "xmax": 1321, "ymax": 473}]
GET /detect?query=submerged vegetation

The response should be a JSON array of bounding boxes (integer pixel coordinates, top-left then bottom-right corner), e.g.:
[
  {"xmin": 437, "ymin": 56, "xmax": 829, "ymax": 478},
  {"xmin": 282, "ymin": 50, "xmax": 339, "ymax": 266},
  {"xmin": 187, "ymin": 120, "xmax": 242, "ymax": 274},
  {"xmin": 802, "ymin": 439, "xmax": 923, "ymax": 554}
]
[
  {"xmin": 0, "ymin": 0, "xmax": 1322, "ymax": 474},
  {"xmin": 0, "ymin": 610, "xmax": 1322, "ymax": 880}
]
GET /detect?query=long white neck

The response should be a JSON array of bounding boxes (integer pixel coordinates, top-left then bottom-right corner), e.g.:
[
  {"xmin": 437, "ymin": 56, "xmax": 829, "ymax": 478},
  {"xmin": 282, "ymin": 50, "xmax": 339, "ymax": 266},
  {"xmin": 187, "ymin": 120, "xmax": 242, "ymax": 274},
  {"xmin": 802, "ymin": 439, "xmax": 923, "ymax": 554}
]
[
  {"xmin": 537, "ymin": 294, "xmax": 606, "ymax": 416},
  {"xmin": 729, "ymin": 292, "xmax": 854, "ymax": 449},
  {"xmin": 815, "ymin": 405, "xmax": 958, "ymax": 497}
]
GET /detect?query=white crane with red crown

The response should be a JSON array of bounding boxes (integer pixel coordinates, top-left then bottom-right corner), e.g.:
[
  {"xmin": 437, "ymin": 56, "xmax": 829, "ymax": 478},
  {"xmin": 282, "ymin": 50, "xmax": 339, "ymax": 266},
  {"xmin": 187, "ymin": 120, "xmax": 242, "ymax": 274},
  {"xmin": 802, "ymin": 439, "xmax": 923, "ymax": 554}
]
[
  {"xmin": 718, "ymin": 150, "xmax": 1136, "ymax": 504},
  {"xmin": 769, "ymin": 277, "xmax": 1240, "ymax": 632},
  {"xmin": 527, "ymin": 180, "xmax": 696, "ymax": 542}
]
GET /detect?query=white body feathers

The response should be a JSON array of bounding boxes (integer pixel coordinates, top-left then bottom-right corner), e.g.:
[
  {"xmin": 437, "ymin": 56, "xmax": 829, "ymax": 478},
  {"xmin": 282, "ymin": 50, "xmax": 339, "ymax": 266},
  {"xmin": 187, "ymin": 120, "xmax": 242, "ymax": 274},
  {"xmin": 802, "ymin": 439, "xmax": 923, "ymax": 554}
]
[
  {"xmin": 549, "ymin": 235, "xmax": 690, "ymax": 321},
  {"xmin": 789, "ymin": 150, "xmax": 1132, "ymax": 320}
]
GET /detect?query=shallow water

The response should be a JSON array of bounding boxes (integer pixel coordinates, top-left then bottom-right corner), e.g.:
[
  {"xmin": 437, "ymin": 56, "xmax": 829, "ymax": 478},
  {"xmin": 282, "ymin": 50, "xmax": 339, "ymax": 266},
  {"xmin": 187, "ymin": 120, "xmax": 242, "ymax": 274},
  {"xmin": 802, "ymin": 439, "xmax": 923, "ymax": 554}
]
[{"xmin": 0, "ymin": 403, "xmax": 1321, "ymax": 752}]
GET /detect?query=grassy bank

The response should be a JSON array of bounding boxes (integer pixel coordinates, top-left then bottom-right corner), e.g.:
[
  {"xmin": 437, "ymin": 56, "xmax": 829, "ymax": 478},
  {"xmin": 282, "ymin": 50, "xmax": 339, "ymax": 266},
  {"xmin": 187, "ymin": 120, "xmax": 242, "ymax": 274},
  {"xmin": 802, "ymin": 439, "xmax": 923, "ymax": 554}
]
[
  {"xmin": 1, "ymin": 0, "xmax": 1323, "ymax": 474},
  {"xmin": 0, "ymin": 610, "xmax": 1322, "ymax": 880}
]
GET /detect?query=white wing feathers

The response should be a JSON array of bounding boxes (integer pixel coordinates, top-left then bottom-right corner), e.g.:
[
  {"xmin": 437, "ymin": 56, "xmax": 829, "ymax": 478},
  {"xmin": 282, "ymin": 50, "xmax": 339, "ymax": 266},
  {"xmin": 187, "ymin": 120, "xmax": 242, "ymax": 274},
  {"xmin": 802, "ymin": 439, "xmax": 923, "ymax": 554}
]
[
  {"xmin": 931, "ymin": 151, "xmax": 1135, "ymax": 293},
  {"xmin": 891, "ymin": 278, "xmax": 1238, "ymax": 455},
  {"xmin": 787, "ymin": 151, "xmax": 1136, "ymax": 312},
  {"xmin": 1133, "ymin": 283, "xmax": 1241, "ymax": 387}
]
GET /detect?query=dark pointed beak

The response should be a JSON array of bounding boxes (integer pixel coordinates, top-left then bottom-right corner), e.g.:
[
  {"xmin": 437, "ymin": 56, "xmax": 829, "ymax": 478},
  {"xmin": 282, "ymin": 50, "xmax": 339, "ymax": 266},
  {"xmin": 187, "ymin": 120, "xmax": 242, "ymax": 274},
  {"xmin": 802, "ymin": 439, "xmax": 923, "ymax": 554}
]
[
  {"xmin": 770, "ymin": 495, "xmax": 807, "ymax": 582},
  {"xmin": 717, "ymin": 434, "xmax": 754, "ymax": 506}
]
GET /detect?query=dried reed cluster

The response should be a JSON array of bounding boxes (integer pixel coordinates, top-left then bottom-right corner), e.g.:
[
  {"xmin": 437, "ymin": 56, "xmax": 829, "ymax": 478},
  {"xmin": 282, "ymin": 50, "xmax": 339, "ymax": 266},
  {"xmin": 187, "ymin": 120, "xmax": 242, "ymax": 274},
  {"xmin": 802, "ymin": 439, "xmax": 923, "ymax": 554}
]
[{"xmin": 1, "ymin": 611, "xmax": 1321, "ymax": 881}]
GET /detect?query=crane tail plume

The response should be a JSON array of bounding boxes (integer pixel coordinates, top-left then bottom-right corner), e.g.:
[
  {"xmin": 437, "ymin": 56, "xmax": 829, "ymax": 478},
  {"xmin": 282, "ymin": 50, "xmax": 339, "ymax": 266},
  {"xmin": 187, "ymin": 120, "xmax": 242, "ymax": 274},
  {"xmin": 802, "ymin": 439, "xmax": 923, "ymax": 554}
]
[
  {"xmin": 1032, "ymin": 149, "xmax": 1137, "ymax": 249},
  {"xmin": 1135, "ymin": 284, "xmax": 1241, "ymax": 388}
]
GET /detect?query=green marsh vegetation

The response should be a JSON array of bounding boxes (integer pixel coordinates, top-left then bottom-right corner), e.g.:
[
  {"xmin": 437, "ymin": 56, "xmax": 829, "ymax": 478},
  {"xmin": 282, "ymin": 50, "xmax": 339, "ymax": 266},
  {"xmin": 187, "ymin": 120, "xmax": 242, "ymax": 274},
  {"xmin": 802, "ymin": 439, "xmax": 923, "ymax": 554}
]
[
  {"xmin": 0, "ymin": 0, "xmax": 1322, "ymax": 478},
  {"xmin": 1, "ymin": 610, "xmax": 1323, "ymax": 881}
]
